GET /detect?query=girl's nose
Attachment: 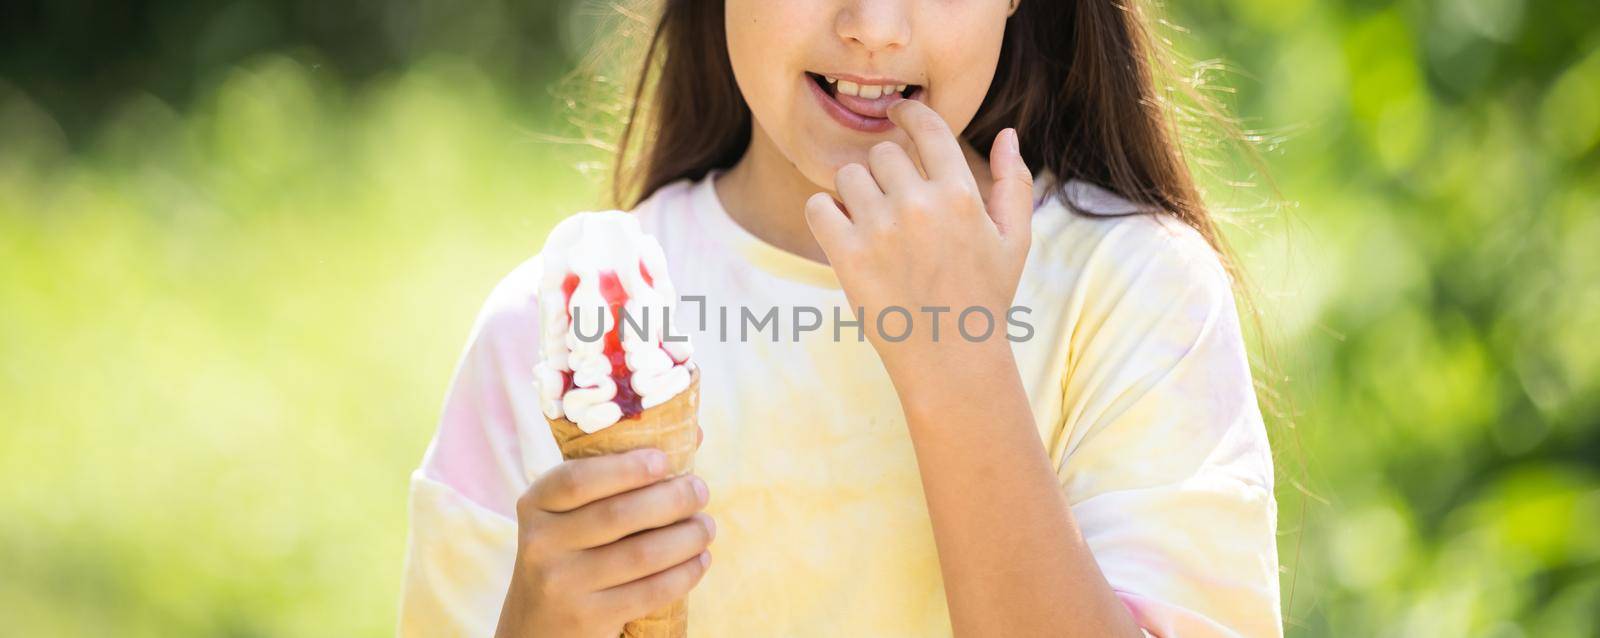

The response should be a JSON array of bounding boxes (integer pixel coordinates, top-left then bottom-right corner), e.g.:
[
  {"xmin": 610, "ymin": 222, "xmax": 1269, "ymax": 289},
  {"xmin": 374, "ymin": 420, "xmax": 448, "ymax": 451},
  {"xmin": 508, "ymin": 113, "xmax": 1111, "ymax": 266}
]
[{"xmin": 835, "ymin": 0, "xmax": 911, "ymax": 52}]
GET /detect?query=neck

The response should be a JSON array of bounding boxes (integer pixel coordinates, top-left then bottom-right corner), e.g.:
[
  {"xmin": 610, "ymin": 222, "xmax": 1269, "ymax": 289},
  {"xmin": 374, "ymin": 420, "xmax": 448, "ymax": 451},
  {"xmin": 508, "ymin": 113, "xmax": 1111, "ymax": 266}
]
[
  {"xmin": 715, "ymin": 125, "xmax": 832, "ymax": 265},
  {"xmin": 715, "ymin": 124, "xmax": 999, "ymax": 267}
]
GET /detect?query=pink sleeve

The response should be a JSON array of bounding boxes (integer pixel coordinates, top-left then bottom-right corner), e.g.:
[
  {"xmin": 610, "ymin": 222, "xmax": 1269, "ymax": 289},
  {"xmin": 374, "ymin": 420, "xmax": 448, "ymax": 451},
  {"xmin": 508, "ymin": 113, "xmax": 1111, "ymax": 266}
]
[
  {"xmin": 398, "ymin": 257, "xmax": 565, "ymax": 635},
  {"xmin": 417, "ymin": 256, "xmax": 561, "ymax": 518}
]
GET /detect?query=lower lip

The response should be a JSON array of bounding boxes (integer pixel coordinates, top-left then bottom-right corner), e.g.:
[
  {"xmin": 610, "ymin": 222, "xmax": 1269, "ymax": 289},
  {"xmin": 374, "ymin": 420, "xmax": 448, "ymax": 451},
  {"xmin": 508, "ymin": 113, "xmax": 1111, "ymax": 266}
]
[{"xmin": 807, "ymin": 75, "xmax": 908, "ymax": 134}]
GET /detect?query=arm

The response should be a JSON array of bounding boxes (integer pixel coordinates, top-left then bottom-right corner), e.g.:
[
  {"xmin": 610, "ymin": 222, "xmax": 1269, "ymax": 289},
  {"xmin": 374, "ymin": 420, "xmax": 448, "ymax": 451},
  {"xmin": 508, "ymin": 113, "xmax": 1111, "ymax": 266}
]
[
  {"xmin": 805, "ymin": 99, "xmax": 1277, "ymax": 636},
  {"xmin": 892, "ymin": 338, "xmax": 1146, "ymax": 637},
  {"xmin": 804, "ymin": 99, "xmax": 1142, "ymax": 636},
  {"xmin": 888, "ymin": 243, "xmax": 1282, "ymax": 637}
]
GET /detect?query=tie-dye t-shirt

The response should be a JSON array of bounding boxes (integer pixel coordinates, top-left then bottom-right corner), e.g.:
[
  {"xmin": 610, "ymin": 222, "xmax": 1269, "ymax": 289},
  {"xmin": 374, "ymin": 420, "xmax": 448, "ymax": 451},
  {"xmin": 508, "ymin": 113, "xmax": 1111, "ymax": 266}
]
[{"xmin": 397, "ymin": 168, "xmax": 1282, "ymax": 637}]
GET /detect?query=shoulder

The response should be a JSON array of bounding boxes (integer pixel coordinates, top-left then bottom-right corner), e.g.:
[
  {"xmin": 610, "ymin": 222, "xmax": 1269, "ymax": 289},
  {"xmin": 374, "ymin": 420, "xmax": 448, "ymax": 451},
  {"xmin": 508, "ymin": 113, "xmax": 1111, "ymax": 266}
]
[
  {"xmin": 1029, "ymin": 176, "xmax": 1234, "ymax": 312},
  {"xmin": 460, "ymin": 253, "xmax": 543, "ymax": 359}
]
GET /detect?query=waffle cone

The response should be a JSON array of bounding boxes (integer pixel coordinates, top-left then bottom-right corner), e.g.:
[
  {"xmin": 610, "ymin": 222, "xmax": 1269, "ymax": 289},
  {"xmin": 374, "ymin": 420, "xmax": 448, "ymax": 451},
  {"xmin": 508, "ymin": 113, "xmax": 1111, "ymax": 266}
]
[{"xmin": 546, "ymin": 367, "xmax": 700, "ymax": 638}]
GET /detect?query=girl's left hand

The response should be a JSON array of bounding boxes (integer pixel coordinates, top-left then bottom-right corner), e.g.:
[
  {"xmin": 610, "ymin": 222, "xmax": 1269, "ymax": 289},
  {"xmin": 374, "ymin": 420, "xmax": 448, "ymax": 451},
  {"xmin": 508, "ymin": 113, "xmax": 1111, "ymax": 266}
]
[{"xmin": 803, "ymin": 98, "xmax": 1035, "ymax": 367}]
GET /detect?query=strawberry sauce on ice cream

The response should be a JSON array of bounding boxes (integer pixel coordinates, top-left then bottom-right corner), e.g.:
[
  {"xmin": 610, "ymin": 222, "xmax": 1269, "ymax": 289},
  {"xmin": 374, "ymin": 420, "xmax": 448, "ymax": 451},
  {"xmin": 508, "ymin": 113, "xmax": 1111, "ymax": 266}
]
[{"xmin": 534, "ymin": 212, "xmax": 694, "ymax": 433}]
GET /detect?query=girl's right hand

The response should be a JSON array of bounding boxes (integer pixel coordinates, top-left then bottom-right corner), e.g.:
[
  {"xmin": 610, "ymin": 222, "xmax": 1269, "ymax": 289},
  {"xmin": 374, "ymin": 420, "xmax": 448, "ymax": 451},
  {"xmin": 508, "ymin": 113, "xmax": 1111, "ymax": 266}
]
[{"xmin": 494, "ymin": 445, "xmax": 715, "ymax": 638}]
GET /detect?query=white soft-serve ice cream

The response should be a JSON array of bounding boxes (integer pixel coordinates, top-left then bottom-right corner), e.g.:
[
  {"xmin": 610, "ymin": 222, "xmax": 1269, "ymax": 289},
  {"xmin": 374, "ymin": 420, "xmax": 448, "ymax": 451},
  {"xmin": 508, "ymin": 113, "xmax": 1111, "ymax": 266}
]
[{"xmin": 533, "ymin": 211, "xmax": 695, "ymax": 433}]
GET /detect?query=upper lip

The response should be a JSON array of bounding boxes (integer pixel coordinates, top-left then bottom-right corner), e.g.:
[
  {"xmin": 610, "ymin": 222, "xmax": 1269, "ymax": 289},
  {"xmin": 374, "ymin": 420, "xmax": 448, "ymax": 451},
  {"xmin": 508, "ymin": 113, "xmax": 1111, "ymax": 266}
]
[{"xmin": 810, "ymin": 70, "xmax": 919, "ymax": 86}]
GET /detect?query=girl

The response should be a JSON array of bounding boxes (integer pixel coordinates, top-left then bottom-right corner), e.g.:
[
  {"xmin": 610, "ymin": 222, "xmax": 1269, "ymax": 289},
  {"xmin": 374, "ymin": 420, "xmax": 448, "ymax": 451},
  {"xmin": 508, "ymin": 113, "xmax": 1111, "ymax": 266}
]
[{"xmin": 399, "ymin": 0, "xmax": 1280, "ymax": 636}]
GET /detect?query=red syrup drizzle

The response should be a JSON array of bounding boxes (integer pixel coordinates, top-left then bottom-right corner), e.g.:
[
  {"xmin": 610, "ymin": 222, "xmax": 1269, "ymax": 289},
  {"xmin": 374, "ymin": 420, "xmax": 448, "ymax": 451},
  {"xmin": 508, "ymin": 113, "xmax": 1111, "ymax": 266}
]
[
  {"xmin": 558, "ymin": 260, "xmax": 685, "ymax": 421},
  {"xmin": 596, "ymin": 270, "xmax": 644, "ymax": 419},
  {"xmin": 559, "ymin": 273, "xmax": 579, "ymax": 397},
  {"xmin": 640, "ymin": 261, "xmax": 689, "ymax": 366}
]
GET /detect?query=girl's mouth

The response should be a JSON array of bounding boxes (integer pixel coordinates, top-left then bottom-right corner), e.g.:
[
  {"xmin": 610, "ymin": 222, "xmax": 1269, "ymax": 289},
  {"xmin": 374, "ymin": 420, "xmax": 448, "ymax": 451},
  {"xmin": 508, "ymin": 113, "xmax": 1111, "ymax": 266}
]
[{"xmin": 806, "ymin": 71, "xmax": 924, "ymax": 133}]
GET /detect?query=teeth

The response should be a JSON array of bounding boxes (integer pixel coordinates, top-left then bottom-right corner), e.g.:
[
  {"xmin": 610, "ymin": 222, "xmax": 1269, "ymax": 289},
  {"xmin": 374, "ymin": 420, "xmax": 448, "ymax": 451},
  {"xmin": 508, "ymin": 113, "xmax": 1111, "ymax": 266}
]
[{"xmin": 823, "ymin": 75, "xmax": 909, "ymax": 99}]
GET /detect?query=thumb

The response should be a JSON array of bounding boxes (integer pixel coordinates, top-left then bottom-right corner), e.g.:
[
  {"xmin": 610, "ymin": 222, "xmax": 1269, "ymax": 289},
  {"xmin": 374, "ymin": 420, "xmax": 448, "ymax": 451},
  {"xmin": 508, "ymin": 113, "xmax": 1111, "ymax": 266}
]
[{"xmin": 986, "ymin": 127, "xmax": 1034, "ymax": 246}]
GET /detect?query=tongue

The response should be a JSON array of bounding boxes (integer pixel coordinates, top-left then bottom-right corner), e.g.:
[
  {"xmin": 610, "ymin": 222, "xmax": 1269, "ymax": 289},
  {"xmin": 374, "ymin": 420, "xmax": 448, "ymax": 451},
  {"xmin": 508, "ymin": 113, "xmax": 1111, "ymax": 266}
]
[{"xmin": 833, "ymin": 89, "xmax": 902, "ymax": 119}]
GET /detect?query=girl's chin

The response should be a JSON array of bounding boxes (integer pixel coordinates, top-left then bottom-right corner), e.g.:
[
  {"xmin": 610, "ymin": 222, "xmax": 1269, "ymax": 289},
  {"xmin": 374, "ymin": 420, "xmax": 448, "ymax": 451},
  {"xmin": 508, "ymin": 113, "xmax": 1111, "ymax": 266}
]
[{"xmin": 801, "ymin": 143, "xmax": 873, "ymax": 171}]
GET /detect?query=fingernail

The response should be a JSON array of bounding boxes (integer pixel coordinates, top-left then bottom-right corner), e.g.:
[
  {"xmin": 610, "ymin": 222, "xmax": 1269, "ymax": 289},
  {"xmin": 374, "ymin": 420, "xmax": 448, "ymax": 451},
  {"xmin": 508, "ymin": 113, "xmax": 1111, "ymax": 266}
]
[
  {"xmin": 691, "ymin": 475, "xmax": 709, "ymax": 503},
  {"xmin": 700, "ymin": 551, "xmax": 712, "ymax": 568},
  {"xmin": 704, "ymin": 515, "xmax": 717, "ymax": 541},
  {"xmin": 1004, "ymin": 128, "xmax": 1020, "ymax": 155}
]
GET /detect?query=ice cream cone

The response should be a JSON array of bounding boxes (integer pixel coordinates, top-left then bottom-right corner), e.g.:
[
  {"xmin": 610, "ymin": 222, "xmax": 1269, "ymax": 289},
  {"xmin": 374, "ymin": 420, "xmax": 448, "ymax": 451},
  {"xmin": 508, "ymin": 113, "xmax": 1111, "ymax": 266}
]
[
  {"xmin": 547, "ymin": 366, "xmax": 700, "ymax": 637},
  {"xmin": 618, "ymin": 599, "xmax": 687, "ymax": 638},
  {"xmin": 547, "ymin": 366, "xmax": 700, "ymax": 475}
]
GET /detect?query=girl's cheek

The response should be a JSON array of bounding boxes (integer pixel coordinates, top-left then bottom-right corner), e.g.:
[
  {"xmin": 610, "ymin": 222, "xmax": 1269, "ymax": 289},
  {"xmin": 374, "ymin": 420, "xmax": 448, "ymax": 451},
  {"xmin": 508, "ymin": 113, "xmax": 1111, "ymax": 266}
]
[{"xmin": 919, "ymin": 14, "xmax": 1009, "ymax": 127}]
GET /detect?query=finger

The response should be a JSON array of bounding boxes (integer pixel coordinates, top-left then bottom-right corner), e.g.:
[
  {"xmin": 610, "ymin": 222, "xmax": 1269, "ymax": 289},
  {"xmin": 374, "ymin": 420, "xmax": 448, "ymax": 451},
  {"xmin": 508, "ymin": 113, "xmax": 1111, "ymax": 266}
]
[
  {"xmin": 987, "ymin": 127, "xmax": 1035, "ymax": 248},
  {"xmin": 865, "ymin": 141, "xmax": 923, "ymax": 196},
  {"xmin": 596, "ymin": 549, "xmax": 711, "ymax": 623},
  {"xmin": 833, "ymin": 162, "xmax": 887, "ymax": 225},
  {"xmin": 804, "ymin": 192, "xmax": 854, "ymax": 255},
  {"xmin": 696, "ymin": 425, "xmax": 704, "ymax": 449},
  {"xmin": 526, "ymin": 449, "xmax": 670, "ymax": 513},
  {"xmin": 554, "ymin": 473, "xmax": 709, "ymax": 550},
  {"xmin": 579, "ymin": 512, "xmax": 716, "ymax": 590},
  {"xmin": 885, "ymin": 99, "xmax": 978, "ymax": 191}
]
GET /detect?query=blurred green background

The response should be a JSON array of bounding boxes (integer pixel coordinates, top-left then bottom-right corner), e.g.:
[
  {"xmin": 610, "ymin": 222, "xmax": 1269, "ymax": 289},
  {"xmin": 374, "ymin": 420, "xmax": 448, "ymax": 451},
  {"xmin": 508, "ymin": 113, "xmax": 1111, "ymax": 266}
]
[{"xmin": 1, "ymin": 0, "xmax": 1596, "ymax": 636}]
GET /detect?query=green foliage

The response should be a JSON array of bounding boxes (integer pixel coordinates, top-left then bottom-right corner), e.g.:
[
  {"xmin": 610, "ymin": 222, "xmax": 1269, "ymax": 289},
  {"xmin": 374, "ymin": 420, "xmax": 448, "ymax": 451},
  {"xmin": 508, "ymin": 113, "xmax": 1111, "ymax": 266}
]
[
  {"xmin": 1, "ymin": 0, "xmax": 1597, "ymax": 635},
  {"xmin": 1158, "ymin": 0, "xmax": 1600, "ymax": 635},
  {"xmin": 0, "ymin": 52, "xmax": 600, "ymax": 635}
]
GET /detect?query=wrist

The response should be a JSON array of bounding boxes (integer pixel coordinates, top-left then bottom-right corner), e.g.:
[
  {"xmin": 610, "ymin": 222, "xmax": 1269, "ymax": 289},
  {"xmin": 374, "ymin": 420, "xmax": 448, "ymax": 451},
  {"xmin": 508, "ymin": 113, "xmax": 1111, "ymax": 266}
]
[{"xmin": 883, "ymin": 338, "xmax": 1020, "ymax": 418}]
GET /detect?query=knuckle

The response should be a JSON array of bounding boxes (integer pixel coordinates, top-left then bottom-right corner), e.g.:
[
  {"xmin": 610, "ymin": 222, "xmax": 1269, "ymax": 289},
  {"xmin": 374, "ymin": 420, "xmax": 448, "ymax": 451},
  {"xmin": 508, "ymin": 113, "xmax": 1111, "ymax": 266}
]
[
  {"xmin": 895, "ymin": 193, "xmax": 933, "ymax": 217},
  {"xmin": 515, "ymin": 487, "xmax": 538, "ymax": 518},
  {"xmin": 539, "ymin": 467, "xmax": 575, "ymax": 507},
  {"xmin": 559, "ymin": 462, "xmax": 587, "ymax": 498}
]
